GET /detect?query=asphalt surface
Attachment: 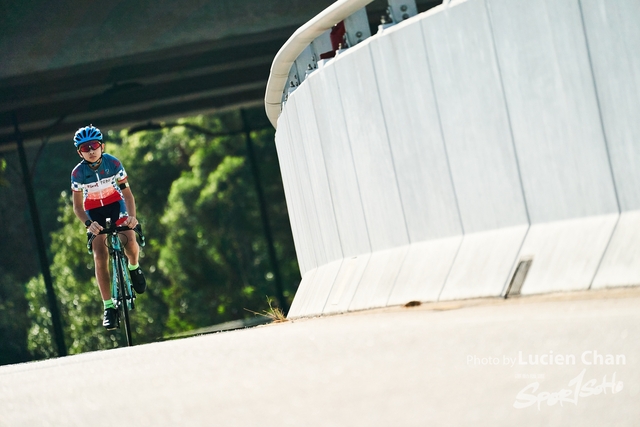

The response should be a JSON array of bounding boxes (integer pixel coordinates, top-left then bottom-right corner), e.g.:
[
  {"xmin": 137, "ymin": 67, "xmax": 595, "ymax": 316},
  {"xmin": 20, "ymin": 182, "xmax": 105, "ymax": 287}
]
[{"xmin": 1, "ymin": 287, "xmax": 639, "ymax": 426}]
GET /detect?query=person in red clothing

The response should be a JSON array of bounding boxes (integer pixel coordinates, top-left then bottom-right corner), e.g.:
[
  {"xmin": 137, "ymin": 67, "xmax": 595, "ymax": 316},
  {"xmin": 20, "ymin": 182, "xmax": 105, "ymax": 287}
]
[
  {"xmin": 319, "ymin": 21, "xmax": 346, "ymax": 59},
  {"xmin": 70, "ymin": 125, "xmax": 146, "ymax": 330}
]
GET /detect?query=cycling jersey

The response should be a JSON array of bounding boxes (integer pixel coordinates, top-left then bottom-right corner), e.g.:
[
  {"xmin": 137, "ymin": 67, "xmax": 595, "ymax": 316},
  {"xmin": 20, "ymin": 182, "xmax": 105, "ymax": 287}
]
[{"xmin": 71, "ymin": 154, "xmax": 129, "ymax": 222}]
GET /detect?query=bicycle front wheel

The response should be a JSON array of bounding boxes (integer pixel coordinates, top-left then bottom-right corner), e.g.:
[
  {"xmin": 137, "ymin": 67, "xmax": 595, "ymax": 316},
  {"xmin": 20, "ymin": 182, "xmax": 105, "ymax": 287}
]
[{"xmin": 115, "ymin": 252, "xmax": 133, "ymax": 346}]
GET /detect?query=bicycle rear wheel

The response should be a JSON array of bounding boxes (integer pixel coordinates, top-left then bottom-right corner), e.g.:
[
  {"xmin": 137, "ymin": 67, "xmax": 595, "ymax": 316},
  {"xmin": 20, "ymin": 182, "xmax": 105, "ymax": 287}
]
[{"xmin": 115, "ymin": 252, "xmax": 133, "ymax": 346}]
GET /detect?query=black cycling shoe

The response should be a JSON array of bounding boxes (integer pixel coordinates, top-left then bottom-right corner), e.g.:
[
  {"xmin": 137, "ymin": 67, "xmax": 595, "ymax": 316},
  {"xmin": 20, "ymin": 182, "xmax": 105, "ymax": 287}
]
[
  {"xmin": 103, "ymin": 307, "xmax": 118, "ymax": 330},
  {"xmin": 130, "ymin": 268, "xmax": 147, "ymax": 294}
]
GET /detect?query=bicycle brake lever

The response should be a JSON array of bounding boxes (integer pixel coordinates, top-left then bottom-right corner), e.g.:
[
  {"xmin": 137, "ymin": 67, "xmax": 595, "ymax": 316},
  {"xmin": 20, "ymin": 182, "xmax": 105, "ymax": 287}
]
[
  {"xmin": 87, "ymin": 233, "xmax": 96, "ymax": 254},
  {"xmin": 133, "ymin": 224, "xmax": 146, "ymax": 247}
]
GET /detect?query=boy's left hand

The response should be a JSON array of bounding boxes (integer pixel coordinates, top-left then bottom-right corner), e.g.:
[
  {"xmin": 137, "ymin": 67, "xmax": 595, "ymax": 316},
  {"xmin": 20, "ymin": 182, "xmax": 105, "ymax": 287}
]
[{"xmin": 124, "ymin": 216, "xmax": 139, "ymax": 228}]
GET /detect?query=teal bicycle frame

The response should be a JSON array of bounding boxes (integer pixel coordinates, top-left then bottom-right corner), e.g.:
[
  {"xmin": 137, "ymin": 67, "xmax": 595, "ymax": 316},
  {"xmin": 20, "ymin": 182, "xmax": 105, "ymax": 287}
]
[
  {"xmin": 88, "ymin": 218, "xmax": 145, "ymax": 346},
  {"xmin": 108, "ymin": 226, "xmax": 135, "ymax": 312}
]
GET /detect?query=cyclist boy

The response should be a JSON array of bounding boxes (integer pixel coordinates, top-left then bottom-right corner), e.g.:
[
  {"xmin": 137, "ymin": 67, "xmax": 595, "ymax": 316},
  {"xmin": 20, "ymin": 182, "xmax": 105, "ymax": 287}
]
[{"xmin": 70, "ymin": 125, "xmax": 146, "ymax": 330}]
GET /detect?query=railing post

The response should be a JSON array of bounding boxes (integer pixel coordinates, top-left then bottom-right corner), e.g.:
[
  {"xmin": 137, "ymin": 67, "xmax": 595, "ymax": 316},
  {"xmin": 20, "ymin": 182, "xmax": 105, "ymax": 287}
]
[
  {"xmin": 265, "ymin": 0, "xmax": 377, "ymax": 127},
  {"xmin": 294, "ymin": 45, "xmax": 316, "ymax": 85},
  {"xmin": 311, "ymin": 30, "xmax": 333, "ymax": 65},
  {"xmin": 344, "ymin": 8, "xmax": 372, "ymax": 47},
  {"xmin": 386, "ymin": 0, "xmax": 418, "ymax": 23}
]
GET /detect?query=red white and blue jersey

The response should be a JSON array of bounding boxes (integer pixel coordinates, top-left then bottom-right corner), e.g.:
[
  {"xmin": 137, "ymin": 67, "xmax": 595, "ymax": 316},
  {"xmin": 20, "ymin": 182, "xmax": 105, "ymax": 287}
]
[{"xmin": 71, "ymin": 153, "xmax": 128, "ymax": 211}]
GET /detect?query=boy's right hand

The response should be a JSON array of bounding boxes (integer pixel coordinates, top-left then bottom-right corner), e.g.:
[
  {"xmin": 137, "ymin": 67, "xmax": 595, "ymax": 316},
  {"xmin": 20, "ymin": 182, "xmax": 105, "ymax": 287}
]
[{"xmin": 86, "ymin": 221, "xmax": 104, "ymax": 235}]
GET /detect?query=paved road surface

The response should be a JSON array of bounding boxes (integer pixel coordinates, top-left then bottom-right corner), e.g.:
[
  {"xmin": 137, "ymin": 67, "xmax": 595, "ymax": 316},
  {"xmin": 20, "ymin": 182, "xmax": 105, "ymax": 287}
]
[{"xmin": 1, "ymin": 288, "xmax": 639, "ymax": 426}]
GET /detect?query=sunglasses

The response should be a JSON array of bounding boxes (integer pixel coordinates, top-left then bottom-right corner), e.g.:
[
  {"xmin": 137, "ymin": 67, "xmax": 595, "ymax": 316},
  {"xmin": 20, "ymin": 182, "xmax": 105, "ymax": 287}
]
[{"xmin": 78, "ymin": 141, "xmax": 102, "ymax": 152}]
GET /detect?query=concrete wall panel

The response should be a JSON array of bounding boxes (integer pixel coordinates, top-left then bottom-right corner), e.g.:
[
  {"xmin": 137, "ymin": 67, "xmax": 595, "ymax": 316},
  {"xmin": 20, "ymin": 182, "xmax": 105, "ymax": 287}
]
[
  {"xmin": 387, "ymin": 237, "xmax": 463, "ymax": 305},
  {"xmin": 287, "ymin": 96, "xmax": 318, "ymax": 274},
  {"xmin": 439, "ymin": 225, "xmax": 529, "ymax": 300},
  {"xmin": 519, "ymin": 214, "xmax": 618, "ymax": 294},
  {"xmin": 333, "ymin": 44, "xmax": 410, "ymax": 251},
  {"xmin": 323, "ymin": 254, "xmax": 371, "ymax": 315},
  {"xmin": 287, "ymin": 268, "xmax": 317, "ymax": 319},
  {"xmin": 310, "ymin": 63, "xmax": 371, "ymax": 258},
  {"xmin": 592, "ymin": 211, "xmax": 640, "ymax": 288},
  {"xmin": 581, "ymin": 0, "xmax": 640, "ymax": 212},
  {"xmin": 488, "ymin": 0, "xmax": 618, "ymax": 222},
  {"xmin": 369, "ymin": 18, "xmax": 462, "ymax": 242},
  {"xmin": 286, "ymin": 95, "xmax": 327, "ymax": 269},
  {"xmin": 294, "ymin": 80, "xmax": 343, "ymax": 263},
  {"xmin": 298, "ymin": 259, "xmax": 343, "ymax": 317},
  {"xmin": 275, "ymin": 113, "xmax": 310, "ymax": 275},
  {"xmin": 422, "ymin": 0, "xmax": 528, "ymax": 234},
  {"xmin": 348, "ymin": 246, "xmax": 409, "ymax": 311},
  {"xmin": 488, "ymin": 0, "xmax": 620, "ymax": 291},
  {"xmin": 581, "ymin": 0, "xmax": 640, "ymax": 288},
  {"xmin": 421, "ymin": 0, "xmax": 529, "ymax": 300}
]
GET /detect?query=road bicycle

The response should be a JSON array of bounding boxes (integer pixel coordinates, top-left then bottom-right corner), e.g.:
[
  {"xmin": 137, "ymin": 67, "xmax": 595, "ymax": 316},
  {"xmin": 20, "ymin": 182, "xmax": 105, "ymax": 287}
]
[{"xmin": 88, "ymin": 218, "xmax": 145, "ymax": 346}]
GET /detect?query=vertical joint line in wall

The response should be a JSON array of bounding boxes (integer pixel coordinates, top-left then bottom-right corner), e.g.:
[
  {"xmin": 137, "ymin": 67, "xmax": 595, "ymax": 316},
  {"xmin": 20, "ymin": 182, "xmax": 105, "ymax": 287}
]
[
  {"xmin": 280, "ymin": 119, "xmax": 305, "ymax": 273},
  {"xmin": 307, "ymin": 85, "xmax": 347, "ymax": 261},
  {"xmin": 283, "ymin": 119, "xmax": 315, "ymax": 274},
  {"xmin": 436, "ymin": 236, "xmax": 464, "ymax": 301},
  {"xmin": 577, "ymin": 0, "xmax": 621, "ymax": 213},
  {"xmin": 587, "ymin": 214, "xmax": 620, "ymax": 290},
  {"xmin": 291, "ymin": 103, "xmax": 328, "ymax": 267},
  {"xmin": 320, "ymin": 258, "xmax": 344, "ymax": 314},
  {"xmin": 288, "ymin": 106, "xmax": 320, "ymax": 271},
  {"xmin": 420, "ymin": 19, "xmax": 465, "ymax": 235},
  {"xmin": 333, "ymin": 65, "xmax": 374, "ymax": 253},
  {"xmin": 346, "ymin": 254, "xmax": 373, "ymax": 313},
  {"xmin": 485, "ymin": 0, "xmax": 531, "ymax": 225},
  {"xmin": 420, "ymin": 17, "xmax": 466, "ymax": 301},
  {"xmin": 383, "ymin": 248, "xmax": 411, "ymax": 307},
  {"xmin": 578, "ymin": 0, "xmax": 622, "ymax": 291},
  {"xmin": 499, "ymin": 226, "xmax": 531, "ymax": 297},
  {"xmin": 299, "ymin": 92, "xmax": 342, "ymax": 312},
  {"xmin": 367, "ymin": 45, "xmax": 411, "ymax": 244}
]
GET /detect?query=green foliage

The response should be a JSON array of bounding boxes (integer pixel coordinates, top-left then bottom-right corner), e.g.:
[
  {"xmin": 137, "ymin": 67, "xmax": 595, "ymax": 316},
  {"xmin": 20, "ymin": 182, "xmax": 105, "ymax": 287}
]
[
  {"xmin": 20, "ymin": 108, "xmax": 300, "ymax": 360},
  {"xmin": 0, "ymin": 157, "xmax": 7, "ymax": 186},
  {"xmin": 0, "ymin": 152, "xmax": 41, "ymax": 364},
  {"xmin": 144, "ymin": 113, "xmax": 299, "ymax": 333},
  {"xmin": 27, "ymin": 193, "xmax": 125, "ymax": 357},
  {"xmin": 0, "ymin": 268, "xmax": 31, "ymax": 364}
]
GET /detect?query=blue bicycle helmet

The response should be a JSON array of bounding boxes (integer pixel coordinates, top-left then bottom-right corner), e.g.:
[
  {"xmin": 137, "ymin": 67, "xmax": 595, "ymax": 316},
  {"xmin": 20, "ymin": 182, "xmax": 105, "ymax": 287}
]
[{"xmin": 74, "ymin": 125, "xmax": 103, "ymax": 147}]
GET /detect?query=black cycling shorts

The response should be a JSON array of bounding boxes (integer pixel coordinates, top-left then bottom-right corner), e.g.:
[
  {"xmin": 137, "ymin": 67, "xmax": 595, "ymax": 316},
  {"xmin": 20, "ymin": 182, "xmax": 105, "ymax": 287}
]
[{"xmin": 87, "ymin": 202, "xmax": 122, "ymax": 228}]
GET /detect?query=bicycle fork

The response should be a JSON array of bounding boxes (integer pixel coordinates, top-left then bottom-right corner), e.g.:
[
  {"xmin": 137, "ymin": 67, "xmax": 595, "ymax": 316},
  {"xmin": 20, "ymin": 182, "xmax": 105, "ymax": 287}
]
[{"xmin": 110, "ymin": 248, "xmax": 135, "ymax": 312}]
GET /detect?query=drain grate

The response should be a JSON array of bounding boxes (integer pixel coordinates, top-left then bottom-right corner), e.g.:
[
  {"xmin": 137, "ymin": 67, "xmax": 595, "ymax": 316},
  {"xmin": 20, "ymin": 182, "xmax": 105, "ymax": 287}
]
[{"xmin": 505, "ymin": 258, "xmax": 533, "ymax": 298}]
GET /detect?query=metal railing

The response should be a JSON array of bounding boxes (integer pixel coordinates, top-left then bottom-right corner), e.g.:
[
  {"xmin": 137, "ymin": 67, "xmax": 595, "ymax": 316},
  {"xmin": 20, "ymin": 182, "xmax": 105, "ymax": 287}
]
[{"xmin": 264, "ymin": 0, "xmax": 375, "ymax": 128}]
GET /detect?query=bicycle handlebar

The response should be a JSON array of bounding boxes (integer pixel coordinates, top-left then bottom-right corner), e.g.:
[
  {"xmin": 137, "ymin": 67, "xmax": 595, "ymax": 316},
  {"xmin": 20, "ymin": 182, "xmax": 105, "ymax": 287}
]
[
  {"xmin": 98, "ymin": 225, "xmax": 140, "ymax": 235},
  {"xmin": 86, "ymin": 223, "xmax": 146, "ymax": 253}
]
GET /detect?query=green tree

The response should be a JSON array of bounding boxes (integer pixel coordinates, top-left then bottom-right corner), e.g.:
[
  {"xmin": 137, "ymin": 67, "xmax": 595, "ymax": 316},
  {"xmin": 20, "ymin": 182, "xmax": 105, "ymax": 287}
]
[
  {"xmin": 27, "ymin": 193, "xmax": 118, "ymax": 357},
  {"xmin": 0, "ymin": 157, "xmax": 8, "ymax": 186},
  {"xmin": 0, "ymin": 140, "xmax": 78, "ymax": 364},
  {"xmin": 0, "ymin": 267, "xmax": 31, "ymax": 364},
  {"xmin": 24, "ymin": 107, "xmax": 300, "ymax": 357},
  {"xmin": 152, "ymin": 113, "xmax": 299, "ymax": 333},
  {"xmin": 0, "ymin": 155, "xmax": 34, "ymax": 364}
]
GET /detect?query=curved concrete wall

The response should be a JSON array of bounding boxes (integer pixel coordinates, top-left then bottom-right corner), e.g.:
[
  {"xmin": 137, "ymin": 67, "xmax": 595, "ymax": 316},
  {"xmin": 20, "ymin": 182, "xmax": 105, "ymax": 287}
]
[{"xmin": 276, "ymin": 0, "xmax": 640, "ymax": 318}]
